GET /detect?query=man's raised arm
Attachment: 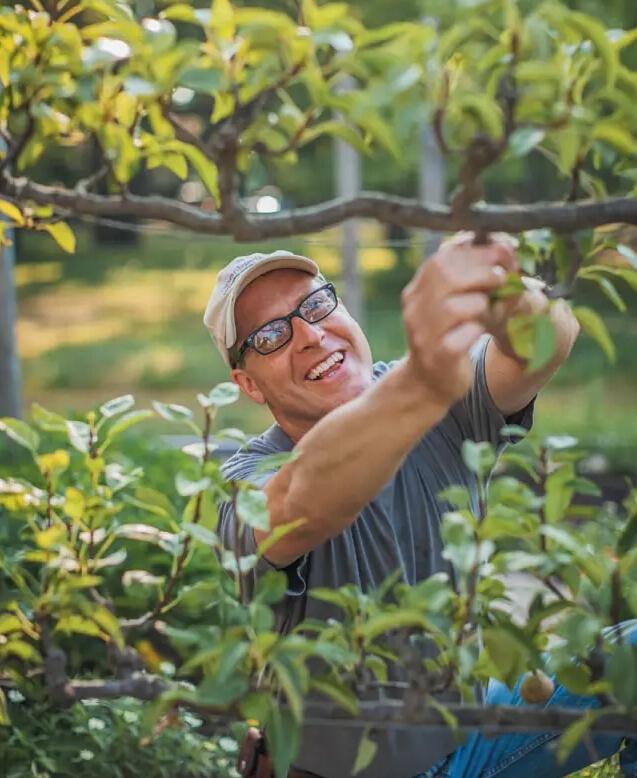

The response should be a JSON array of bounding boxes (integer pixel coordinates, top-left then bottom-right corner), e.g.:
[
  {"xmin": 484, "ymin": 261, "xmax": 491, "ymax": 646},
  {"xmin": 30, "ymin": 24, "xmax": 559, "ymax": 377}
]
[{"xmin": 257, "ymin": 240, "xmax": 517, "ymax": 566}]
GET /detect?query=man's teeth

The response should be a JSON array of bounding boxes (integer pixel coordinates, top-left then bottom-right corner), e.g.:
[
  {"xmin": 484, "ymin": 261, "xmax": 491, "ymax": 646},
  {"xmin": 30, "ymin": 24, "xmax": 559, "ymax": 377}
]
[{"xmin": 307, "ymin": 351, "xmax": 344, "ymax": 380}]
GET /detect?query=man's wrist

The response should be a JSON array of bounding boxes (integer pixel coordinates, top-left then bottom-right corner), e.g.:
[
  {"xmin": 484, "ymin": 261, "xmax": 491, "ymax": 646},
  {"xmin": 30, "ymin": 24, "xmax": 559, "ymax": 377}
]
[{"xmin": 395, "ymin": 357, "xmax": 453, "ymax": 420}]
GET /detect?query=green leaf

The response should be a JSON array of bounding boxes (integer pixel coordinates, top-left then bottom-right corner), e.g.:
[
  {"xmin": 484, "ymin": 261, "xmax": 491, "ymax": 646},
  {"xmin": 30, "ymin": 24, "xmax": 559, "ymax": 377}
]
[
  {"xmin": 114, "ymin": 524, "xmax": 179, "ymax": 553},
  {"xmin": 528, "ymin": 313, "xmax": 557, "ymax": 372},
  {"xmin": 0, "ymin": 688, "xmax": 9, "ymax": 726},
  {"xmin": 482, "ymin": 628, "xmax": 530, "ymax": 688},
  {"xmin": 177, "ymin": 67, "xmax": 223, "ymax": 94},
  {"xmin": 197, "ymin": 674, "xmax": 249, "ymax": 707},
  {"xmin": 99, "ymin": 394, "xmax": 135, "ymax": 418},
  {"xmin": 55, "ymin": 615, "xmax": 105, "ymax": 639},
  {"xmin": 617, "ymin": 513, "xmax": 637, "ymax": 556},
  {"xmin": 555, "ymin": 664, "xmax": 592, "ymax": 696},
  {"xmin": 508, "ymin": 128, "xmax": 545, "ymax": 158},
  {"xmin": 31, "ymin": 403, "xmax": 67, "ymax": 432},
  {"xmin": 568, "ymin": 12, "xmax": 618, "ymax": 87},
  {"xmin": 252, "ymin": 450, "xmax": 299, "ymax": 476},
  {"xmin": 0, "ymin": 198, "xmax": 24, "ymax": 225},
  {"xmin": 267, "ymin": 704, "xmax": 299, "ymax": 778},
  {"xmin": 573, "ymin": 306, "xmax": 616, "ymax": 362},
  {"xmin": 41, "ymin": 221, "xmax": 76, "ymax": 253},
  {"xmin": 254, "ymin": 570, "xmax": 287, "ymax": 604},
  {"xmin": 352, "ymin": 729, "xmax": 378, "ymax": 775},
  {"xmin": 100, "ymin": 409, "xmax": 154, "ymax": 451},
  {"xmin": 66, "ymin": 420, "xmax": 90, "ymax": 453},
  {"xmin": 310, "ymin": 675, "xmax": 359, "ymax": 716},
  {"xmin": 152, "ymin": 401, "xmax": 193, "ymax": 422},
  {"xmin": 237, "ymin": 488, "xmax": 270, "ymax": 531},
  {"xmin": 34, "ymin": 524, "xmax": 67, "ymax": 549},
  {"xmin": 556, "ymin": 709, "xmax": 603, "ymax": 764},
  {"xmin": 592, "ymin": 122, "xmax": 635, "ymax": 155},
  {"xmin": 202, "ymin": 382, "xmax": 240, "ymax": 408},
  {"xmin": 175, "ymin": 473, "xmax": 211, "ymax": 497},
  {"xmin": 358, "ymin": 610, "xmax": 431, "ymax": 642},
  {"xmin": 271, "ymin": 653, "xmax": 305, "ymax": 721},
  {"xmin": 256, "ymin": 518, "xmax": 305, "ymax": 558},
  {"xmin": 581, "ymin": 273, "xmax": 626, "ymax": 312},
  {"xmin": 182, "ymin": 521, "xmax": 218, "ymax": 547},
  {"xmin": 0, "ymin": 418, "xmax": 39, "ymax": 453},
  {"xmin": 437, "ymin": 485, "xmax": 471, "ymax": 509},
  {"xmin": 461, "ymin": 440, "xmax": 495, "ymax": 477},
  {"xmin": 616, "ymin": 244, "xmax": 637, "ymax": 270},
  {"xmin": 170, "ymin": 141, "xmax": 219, "ymax": 203}
]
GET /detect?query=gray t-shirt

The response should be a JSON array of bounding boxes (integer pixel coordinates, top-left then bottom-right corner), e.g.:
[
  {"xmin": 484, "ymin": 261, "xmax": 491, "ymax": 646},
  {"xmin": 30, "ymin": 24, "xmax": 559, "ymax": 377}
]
[{"xmin": 219, "ymin": 337, "xmax": 534, "ymax": 778}]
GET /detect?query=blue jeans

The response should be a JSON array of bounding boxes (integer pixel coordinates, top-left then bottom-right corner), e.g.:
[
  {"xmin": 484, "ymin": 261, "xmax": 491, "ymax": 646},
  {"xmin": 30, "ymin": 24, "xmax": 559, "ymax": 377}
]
[{"xmin": 416, "ymin": 621, "xmax": 637, "ymax": 778}]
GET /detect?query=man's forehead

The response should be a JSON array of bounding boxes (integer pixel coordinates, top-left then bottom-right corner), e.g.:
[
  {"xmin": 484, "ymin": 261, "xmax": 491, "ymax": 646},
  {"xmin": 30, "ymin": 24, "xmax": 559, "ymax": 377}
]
[{"xmin": 235, "ymin": 268, "xmax": 320, "ymax": 334}]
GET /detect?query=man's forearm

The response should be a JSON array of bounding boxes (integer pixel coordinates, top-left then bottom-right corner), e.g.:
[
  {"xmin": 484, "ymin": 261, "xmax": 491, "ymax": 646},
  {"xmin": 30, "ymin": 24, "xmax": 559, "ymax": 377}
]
[{"xmin": 258, "ymin": 359, "xmax": 448, "ymax": 565}]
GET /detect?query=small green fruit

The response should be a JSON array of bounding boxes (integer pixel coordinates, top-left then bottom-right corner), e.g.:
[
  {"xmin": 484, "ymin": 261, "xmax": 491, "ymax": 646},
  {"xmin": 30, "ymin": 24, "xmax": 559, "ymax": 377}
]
[{"xmin": 519, "ymin": 670, "xmax": 555, "ymax": 704}]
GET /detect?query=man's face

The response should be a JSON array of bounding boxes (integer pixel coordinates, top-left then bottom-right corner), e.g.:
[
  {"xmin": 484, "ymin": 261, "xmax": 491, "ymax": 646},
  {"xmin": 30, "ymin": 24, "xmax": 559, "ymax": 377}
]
[{"xmin": 230, "ymin": 269, "xmax": 373, "ymax": 440}]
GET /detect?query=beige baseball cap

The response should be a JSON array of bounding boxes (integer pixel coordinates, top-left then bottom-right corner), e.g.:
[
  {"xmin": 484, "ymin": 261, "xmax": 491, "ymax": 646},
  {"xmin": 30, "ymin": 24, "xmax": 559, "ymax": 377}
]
[{"xmin": 203, "ymin": 250, "xmax": 322, "ymax": 366}]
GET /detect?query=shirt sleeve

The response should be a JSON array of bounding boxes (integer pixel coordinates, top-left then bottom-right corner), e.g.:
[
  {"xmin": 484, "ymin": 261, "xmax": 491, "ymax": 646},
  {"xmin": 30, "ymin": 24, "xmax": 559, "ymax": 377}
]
[
  {"xmin": 445, "ymin": 334, "xmax": 535, "ymax": 451},
  {"xmin": 217, "ymin": 463, "xmax": 309, "ymax": 598}
]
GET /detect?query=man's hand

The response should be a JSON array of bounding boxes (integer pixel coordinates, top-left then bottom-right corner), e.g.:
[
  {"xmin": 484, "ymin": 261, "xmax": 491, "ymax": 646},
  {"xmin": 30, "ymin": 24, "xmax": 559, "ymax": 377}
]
[{"xmin": 401, "ymin": 232, "xmax": 518, "ymax": 408}]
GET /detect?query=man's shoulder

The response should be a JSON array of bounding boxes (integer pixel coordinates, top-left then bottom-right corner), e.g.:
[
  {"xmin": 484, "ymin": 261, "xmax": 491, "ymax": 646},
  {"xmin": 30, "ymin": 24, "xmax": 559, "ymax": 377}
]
[{"xmin": 221, "ymin": 424, "xmax": 293, "ymax": 481}]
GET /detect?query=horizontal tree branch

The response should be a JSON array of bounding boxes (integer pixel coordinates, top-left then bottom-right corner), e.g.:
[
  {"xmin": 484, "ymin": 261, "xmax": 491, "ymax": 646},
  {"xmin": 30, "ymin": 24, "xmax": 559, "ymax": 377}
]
[
  {"xmin": 3, "ymin": 172, "xmax": 637, "ymax": 240},
  {"xmin": 304, "ymin": 700, "xmax": 637, "ymax": 737},
  {"xmin": 65, "ymin": 673, "xmax": 169, "ymax": 702},
  {"xmin": 60, "ymin": 671, "xmax": 637, "ymax": 737}
]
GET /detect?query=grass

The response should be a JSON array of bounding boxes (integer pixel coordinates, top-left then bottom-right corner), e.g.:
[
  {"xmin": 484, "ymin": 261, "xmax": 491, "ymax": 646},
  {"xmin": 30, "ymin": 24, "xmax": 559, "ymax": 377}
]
[{"xmin": 12, "ymin": 222, "xmax": 637, "ymax": 468}]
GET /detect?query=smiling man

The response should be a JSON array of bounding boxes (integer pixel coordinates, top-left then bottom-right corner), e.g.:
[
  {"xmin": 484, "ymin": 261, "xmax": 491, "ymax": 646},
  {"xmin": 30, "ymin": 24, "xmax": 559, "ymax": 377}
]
[{"xmin": 202, "ymin": 241, "xmax": 637, "ymax": 778}]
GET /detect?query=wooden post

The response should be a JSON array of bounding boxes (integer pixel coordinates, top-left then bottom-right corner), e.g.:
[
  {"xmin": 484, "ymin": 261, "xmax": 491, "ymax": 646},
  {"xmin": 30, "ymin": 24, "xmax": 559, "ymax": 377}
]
[
  {"xmin": 0, "ymin": 203, "xmax": 21, "ymax": 418},
  {"xmin": 334, "ymin": 78, "xmax": 363, "ymax": 324}
]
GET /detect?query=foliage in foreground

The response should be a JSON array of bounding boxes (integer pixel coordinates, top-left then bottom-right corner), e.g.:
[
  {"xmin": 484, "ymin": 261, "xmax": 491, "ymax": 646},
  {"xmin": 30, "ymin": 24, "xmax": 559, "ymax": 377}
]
[{"xmin": 1, "ymin": 386, "xmax": 637, "ymax": 776}]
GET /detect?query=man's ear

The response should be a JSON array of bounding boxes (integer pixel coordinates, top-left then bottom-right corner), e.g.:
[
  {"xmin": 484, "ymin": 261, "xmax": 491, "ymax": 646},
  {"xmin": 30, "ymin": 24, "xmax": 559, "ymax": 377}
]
[{"xmin": 231, "ymin": 368, "xmax": 266, "ymax": 405}]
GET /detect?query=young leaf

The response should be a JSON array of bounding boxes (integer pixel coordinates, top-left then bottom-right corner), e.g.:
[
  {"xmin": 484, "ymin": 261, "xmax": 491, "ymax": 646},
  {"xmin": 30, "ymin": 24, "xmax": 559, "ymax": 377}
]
[
  {"xmin": 99, "ymin": 394, "xmax": 135, "ymax": 418},
  {"xmin": 461, "ymin": 440, "xmax": 496, "ymax": 477},
  {"xmin": 0, "ymin": 688, "xmax": 9, "ymax": 726},
  {"xmin": 253, "ymin": 450, "xmax": 299, "ymax": 476},
  {"xmin": 204, "ymin": 382, "xmax": 240, "ymax": 407},
  {"xmin": 556, "ymin": 709, "xmax": 603, "ymax": 764},
  {"xmin": 237, "ymin": 488, "xmax": 270, "ymax": 531},
  {"xmin": 0, "ymin": 418, "xmax": 39, "ymax": 453},
  {"xmin": 66, "ymin": 420, "xmax": 90, "ymax": 453},
  {"xmin": 508, "ymin": 128, "xmax": 545, "ymax": 158},
  {"xmin": 31, "ymin": 403, "xmax": 67, "ymax": 432},
  {"xmin": 41, "ymin": 221, "xmax": 76, "ymax": 253},
  {"xmin": 352, "ymin": 728, "xmax": 378, "ymax": 775},
  {"xmin": 573, "ymin": 306, "xmax": 616, "ymax": 362},
  {"xmin": 100, "ymin": 409, "xmax": 154, "ymax": 451},
  {"xmin": 0, "ymin": 198, "xmax": 25, "ymax": 225}
]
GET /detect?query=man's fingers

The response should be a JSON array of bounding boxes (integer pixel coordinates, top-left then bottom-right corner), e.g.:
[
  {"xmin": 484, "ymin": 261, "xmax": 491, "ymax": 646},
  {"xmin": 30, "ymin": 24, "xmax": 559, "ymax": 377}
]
[
  {"xmin": 436, "ymin": 292, "xmax": 491, "ymax": 335},
  {"xmin": 441, "ymin": 321, "xmax": 486, "ymax": 354}
]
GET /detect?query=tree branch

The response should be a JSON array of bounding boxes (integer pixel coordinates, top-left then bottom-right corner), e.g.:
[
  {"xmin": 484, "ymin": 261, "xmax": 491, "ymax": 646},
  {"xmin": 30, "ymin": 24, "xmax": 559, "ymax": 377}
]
[
  {"xmin": 305, "ymin": 700, "xmax": 637, "ymax": 737},
  {"xmin": 65, "ymin": 673, "xmax": 169, "ymax": 702},
  {"xmin": 3, "ymin": 172, "xmax": 637, "ymax": 239},
  {"xmin": 59, "ymin": 672, "xmax": 637, "ymax": 738}
]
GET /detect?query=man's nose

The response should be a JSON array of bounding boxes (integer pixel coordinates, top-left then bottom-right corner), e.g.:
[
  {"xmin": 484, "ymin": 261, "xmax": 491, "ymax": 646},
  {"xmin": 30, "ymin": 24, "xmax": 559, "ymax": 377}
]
[{"xmin": 291, "ymin": 316, "xmax": 325, "ymax": 349}]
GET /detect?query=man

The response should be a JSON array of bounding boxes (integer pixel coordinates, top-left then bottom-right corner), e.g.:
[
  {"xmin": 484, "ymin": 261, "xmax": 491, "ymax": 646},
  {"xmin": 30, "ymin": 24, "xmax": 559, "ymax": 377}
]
[{"xmin": 203, "ymin": 236, "xmax": 633, "ymax": 777}]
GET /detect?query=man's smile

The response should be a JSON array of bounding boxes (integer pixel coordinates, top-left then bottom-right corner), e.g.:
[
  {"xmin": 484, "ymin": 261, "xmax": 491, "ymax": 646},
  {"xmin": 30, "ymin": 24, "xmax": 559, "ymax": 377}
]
[{"xmin": 305, "ymin": 350, "xmax": 345, "ymax": 381}]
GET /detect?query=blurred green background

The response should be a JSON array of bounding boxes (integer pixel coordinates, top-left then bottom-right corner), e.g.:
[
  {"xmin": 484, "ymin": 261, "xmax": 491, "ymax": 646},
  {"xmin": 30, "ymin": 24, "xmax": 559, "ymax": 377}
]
[
  {"xmin": 13, "ymin": 219, "xmax": 637, "ymax": 472},
  {"xmin": 8, "ymin": 0, "xmax": 637, "ymax": 472}
]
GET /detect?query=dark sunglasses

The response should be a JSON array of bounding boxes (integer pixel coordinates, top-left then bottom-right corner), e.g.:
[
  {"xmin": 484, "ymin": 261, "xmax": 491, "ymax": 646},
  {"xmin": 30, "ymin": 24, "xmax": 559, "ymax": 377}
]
[{"xmin": 232, "ymin": 283, "xmax": 338, "ymax": 366}]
